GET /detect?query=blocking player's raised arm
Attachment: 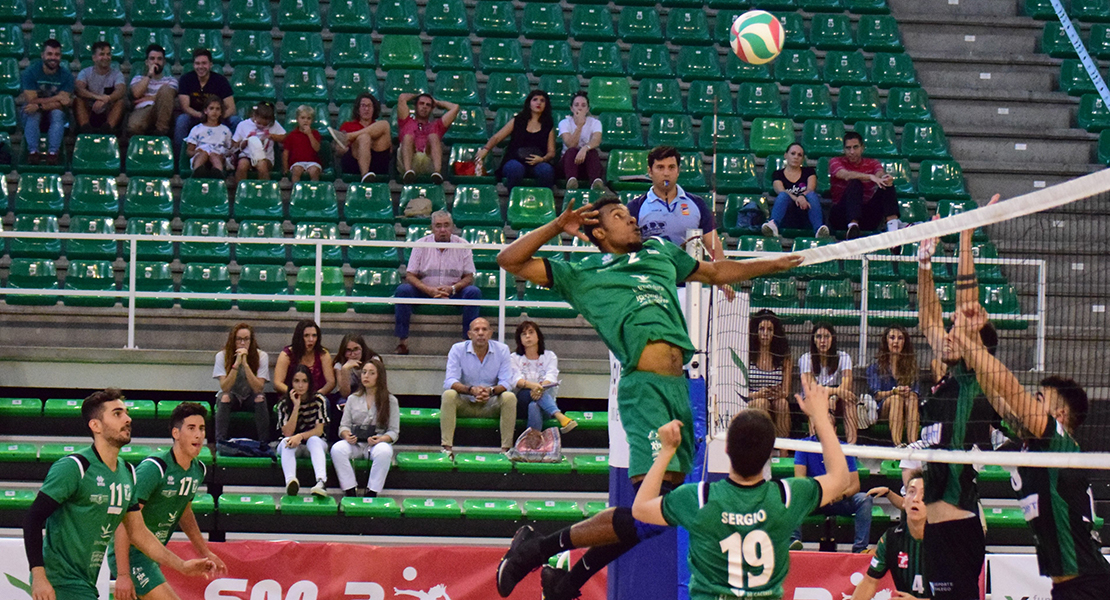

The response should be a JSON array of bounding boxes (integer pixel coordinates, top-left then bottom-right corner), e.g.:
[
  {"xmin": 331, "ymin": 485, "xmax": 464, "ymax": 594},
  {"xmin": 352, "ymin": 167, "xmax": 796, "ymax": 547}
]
[
  {"xmin": 954, "ymin": 229, "xmax": 980, "ymax": 313},
  {"xmin": 917, "ymin": 235, "xmax": 946, "ymax": 359},
  {"xmin": 497, "ymin": 199, "xmax": 598, "ymax": 286}
]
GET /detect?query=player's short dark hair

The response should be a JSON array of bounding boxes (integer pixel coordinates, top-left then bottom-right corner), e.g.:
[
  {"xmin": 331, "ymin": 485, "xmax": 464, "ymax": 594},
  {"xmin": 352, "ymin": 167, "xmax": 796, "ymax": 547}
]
[
  {"xmin": 192, "ymin": 47, "xmax": 213, "ymax": 62},
  {"xmin": 647, "ymin": 145, "xmax": 680, "ymax": 168},
  {"xmin": 584, "ymin": 195, "xmax": 624, "ymax": 246},
  {"xmin": 905, "ymin": 468, "xmax": 924, "ymax": 486},
  {"xmin": 42, "ymin": 39, "xmax": 62, "ymax": 51},
  {"xmin": 169, "ymin": 402, "xmax": 208, "ymax": 434},
  {"xmin": 82, "ymin": 388, "xmax": 125, "ymax": 425},
  {"xmin": 842, "ymin": 132, "xmax": 863, "ymax": 145},
  {"xmin": 90, "ymin": 41, "xmax": 112, "ymax": 54},
  {"xmin": 727, "ymin": 409, "xmax": 777, "ymax": 478},
  {"xmin": 1040, "ymin": 375, "xmax": 1089, "ymax": 431},
  {"xmin": 145, "ymin": 44, "xmax": 166, "ymax": 59}
]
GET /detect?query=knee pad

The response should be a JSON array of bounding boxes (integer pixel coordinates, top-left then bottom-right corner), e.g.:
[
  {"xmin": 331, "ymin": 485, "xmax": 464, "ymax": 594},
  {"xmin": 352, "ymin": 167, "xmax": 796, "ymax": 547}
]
[{"xmin": 612, "ymin": 507, "xmax": 640, "ymax": 545}]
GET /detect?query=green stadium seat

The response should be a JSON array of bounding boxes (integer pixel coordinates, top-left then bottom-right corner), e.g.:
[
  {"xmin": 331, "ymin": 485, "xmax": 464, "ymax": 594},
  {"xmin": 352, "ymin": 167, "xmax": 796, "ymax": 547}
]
[
  {"xmin": 179, "ymin": 179, "xmax": 229, "ymax": 219},
  {"xmin": 811, "ymin": 14, "xmax": 856, "ymax": 50},
  {"xmin": 637, "ymin": 78, "xmax": 684, "ymax": 115},
  {"xmin": 700, "ymin": 115, "xmax": 746, "ymax": 153},
  {"xmin": 350, "ymin": 266, "xmax": 400, "ymax": 314},
  {"xmin": 845, "ymin": 0, "xmax": 889, "ymax": 12},
  {"xmin": 376, "ymin": 0, "xmax": 420, "ymax": 33},
  {"xmin": 714, "ymin": 153, "xmax": 760, "ymax": 193},
  {"xmin": 128, "ymin": 28, "xmax": 174, "ymax": 64},
  {"xmin": 14, "ymin": 174, "xmax": 65, "ymax": 216},
  {"xmin": 588, "ymin": 77, "xmax": 634, "ymax": 113},
  {"xmin": 233, "ymin": 180, "xmax": 283, "ymax": 221},
  {"xmin": 5, "ymin": 259, "xmax": 59, "ymax": 305},
  {"xmin": 1099, "ymin": 129, "xmax": 1110, "ymax": 163},
  {"xmin": 606, "ymin": 149, "xmax": 649, "ymax": 190},
  {"xmin": 917, "ymin": 160, "xmax": 970, "ymax": 200},
  {"xmin": 983, "ymin": 506, "xmax": 1026, "ymax": 529},
  {"xmin": 228, "ymin": 0, "xmax": 271, "ymax": 28},
  {"xmin": 65, "ymin": 216, "xmax": 117, "ymax": 261},
  {"xmin": 473, "ymin": 269, "xmax": 518, "ymax": 315},
  {"xmin": 125, "ymin": 218, "xmax": 174, "ymax": 261},
  {"xmin": 292, "ymin": 223, "xmax": 342, "ymax": 266},
  {"xmin": 282, "ymin": 67, "xmax": 329, "ymax": 103},
  {"xmin": 0, "ymin": 24, "xmax": 23, "ymax": 59},
  {"xmin": 126, "ymin": 136, "xmax": 175, "ymax": 176},
  {"xmin": 570, "ymin": 5, "xmax": 615, "ymax": 41},
  {"xmin": 837, "ymin": 86, "xmax": 882, "ymax": 123},
  {"xmin": 31, "ymin": 25, "xmax": 75, "ymax": 61},
  {"xmin": 871, "ymin": 53, "xmax": 918, "ymax": 88},
  {"xmin": 330, "ymin": 34, "xmax": 375, "ymax": 68},
  {"xmin": 66, "ymin": 176, "xmax": 118, "ymax": 218},
  {"xmin": 237, "ymin": 264, "xmax": 290, "ymax": 311},
  {"xmin": 326, "ymin": 0, "xmax": 371, "ymax": 31},
  {"xmin": 857, "ymin": 120, "xmax": 899, "ymax": 158},
  {"xmin": 124, "ymin": 178, "xmax": 173, "ymax": 218},
  {"xmin": 281, "ymin": 32, "xmax": 325, "ymax": 67},
  {"xmin": 425, "ymin": 0, "xmax": 469, "ymax": 34},
  {"xmin": 676, "ymin": 47, "xmax": 722, "ymax": 81},
  {"xmin": 32, "ymin": 0, "xmax": 76, "ymax": 23},
  {"xmin": 0, "ymin": 56, "xmax": 18, "ymax": 95},
  {"xmin": 980, "ymin": 283, "xmax": 1027, "ymax": 329},
  {"xmin": 1089, "ymin": 25, "xmax": 1110, "ymax": 59},
  {"xmin": 236, "ymin": 220, "xmax": 287, "ymax": 264},
  {"xmin": 713, "ymin": 9, "xmax": 743, "ymax": 44},
  {"xmin": 331, "ymin": 69, "xmax": 378, "ymax": 104},
  {"xmin": 1078, "ymin": 94, "xmax": 1110, "ymax": 131},
  {"xmin": 768, "ymin": 456, "xmax": 795, "ymax": 478},
  {"xmin": 474, "ymin": 1, "xmax": 518, "ymax": 37},
  {"xmin": 676, "ymin": 152, "xmax": 708, "ymax": 192},
  {"xmin": 572, "ymin": 454, "xmax": 609, "ymax": 475},
  {"xmin": 867, "ymin": 279, "xmax": 914, "ymax": 326},
  {"xmin": 901, "ymin": 122, "xmax": 949, "ymax": 160},
  {"xmin": 802, "ymin": 0, "xmax": 843, "ymax": 10},
  {"xmin": 522, "ymin": 4, "xmax": 566, "ymax": 39},
  {"xmin": 397, "ymin": 451, "xmax": 454, "ymax": 471},
  {"xmin": 750, "ymin": 117, "xmax": 795, "ymax": 157},
  {"xmin": 449, "ymin": 144, "xmax": 495, "ymax": 183},
  {"xmin": 341, "ymin": 496, "xmax": 401, "ymax": 517},
  {"xmin": 578, "ymin": 41, "xmax": 625, "ymax": 76},
  {"xmin": 219, "ymin": 494, "xmax": 276, "ymax": 515},
  {"xmin": 179, "ymin": 220, "xmax": 231, "ymax": 263},
  {"xmin": 886, "ymin": 87, "xmax": 934, "ymax": 124},
  {"xmin": 686, "ymin": 80, "xmax": 734, "ymax": 117},
  {"xmin": 452, "ymin": 185, "xmax": 503, "ymax": 225},
  {"xmin": 529, "ymin": 40, "xmax": 575, "ymax": 75},
  {"xmin": 736, "ymin": 82, "xmax": 784, "ymax": 119},
  {"xmin": 508, "ymin": 187, "xmax": 557, "ymax": 229},
  {"xmin": 969, "ymin": 241, "xmax": 1007, "ymax": 284},
  {"xmin": 428, "ymin": 37, "xmax": 474, "ymax": 72},
  {"xmin": 525, "ymin": 499, "xmax": 582, "ymax": 521},
  {"xmin": 751, "ymin": 277, "xmax": 801, "ymax": 317},
  {"xmin": 0, "ymin": 398, "xmax": 40, "ymax": 420},
  {"xmin": 935, "ymin": 199, "xmax": 985, "ymax": 242},
  {"xmin": 277, "ymin": 0, "xmax": 322, "ymax": 30},
  {"xmin": 180, "ymin": 29, "xmax": 225, "ymax": 65},
  {"xmin": 538, "ymin": 75, "xmax": 579, "ymax": 109},
  {"xmin": 516, "ymin": 457, "xmax": 573, "ymax": 474},
  {"xmin": 343, "ymin": 182, "xmax": 394, "ymax": 223},
  {"xmin": 647, "ymin": 114, "xmax": 696, "ymax": 149},
  {"xmin": 230, "ymin": 67, "xmax": 276, "ymax": 102},
  {"xmin": 857, "ymin": 15, "xmax": 903, "ymax": 51},
  {"xmin": 1024, "ymin": 0, "xmax": 1056, "ymax": 18},
  {"xmin": 879, "ymin": 158, "xmax": 915, "ymax": 195},
  {"xmin": 775, "ymin": 49, "xmax": 821, "ymax": 85},
  {"xmin": 347, "ymin": 224, "xmax": 400, "ymax": 267},
  {"xmin": 404, "ymin": 497, "xmax": 462, "ymax": 518},
  {"xmin": 788, "ymin": 84, "xmax": 834, "ymax": 119},
  {"xmin": 122, "ymin": 262, "xmax": 174, "ymax": 308},
  {"xmin": 8, "ymin": 214, "xmax": 61, "ymax": 259},
  {"xmin": 229, "ymin": 30, "xmax": 274, "ymax": 66},
  {"xmin": 628, "ymin": 44, "xmax": 673, "ymax": 79},
  {"xmin": 619, "ymin": 7, "xmax": 662, "ymax": 42},
  {"xmin": 824, "ymin": 51, "xmax": 869, "ymax": 86},
  {"xmin": 792, "ymin": 238, "xmax": 840, "ymax": 279},
  {"xmin": 485, "ymin": 73, "xmax": 529, "ymax": 108},
  {"xmin": 802, "ymin": 119, "xmax": 846, "ymax": 158},
  {"xmin": 0, "ymin": 94, "xmax": 17, "ymax": 131},
  {"xmin": 776, "ymin": 12, "xmax": 809, "ymax": 49},
  {"xmin": 380, "ymin": 35, "xmax": 425, "ymax": 70},
  {"xmin": 666, "ymin": 8, "xmax": 712, "ymax": 45},
  {"xmin": 62, "ymin": 260, "xmax": 118, "ymax": 307},
  {"xmin": 1059, "ymin": 59, "xmax": 1097, "ymax": 95},
  {"xmin": 478, "ymin": 38, "xmax": 524, "ymax": 73},
  {"xmin": 0, "ymin": 0, "xmax": 24, "ymax": 22},
  {"xmin": 294, "ymin": 266, "xmax": 348, "ymax": 312},
  {"xmin": 43, "ymin": 401, "xmax": 83, "ymax": 420},
  {"xmin": 455, "ymin": 452, "xmax": 512, "ymax": 473},
  {"xmin": 398, "ymin": 186, "xmax": 447, "ymax": 225},
  {"xmin": 897, "ymin": 198, "xmax": 929, "ymax": 225},
  {"xmin": 598, "ymin": 112, "xmax": 643, "ymax": 150},
  {"xmin": 464, "ymin": 498, "xmax": 521, "ymax": 520},
  {"xmin": 804, "ymin": 277, "xmax": 855, "ymax": 324},
  {"xmin": 761, "ymin": 156, "xmax": 788, "ymax": 191},
  {"xmin": 440, "ymin": 105, "xmax": 485, "ymax": 143},
  {"xmin": 180, "ymin": 0, "xmax": 223, "ymax": 27},
  {"xmin": 281, "ymin": 495, "xmax": 338, "ymax": 515},
  {"xmin": 130, "ymin": 0, "xmax": 174, "ymax": 26}
]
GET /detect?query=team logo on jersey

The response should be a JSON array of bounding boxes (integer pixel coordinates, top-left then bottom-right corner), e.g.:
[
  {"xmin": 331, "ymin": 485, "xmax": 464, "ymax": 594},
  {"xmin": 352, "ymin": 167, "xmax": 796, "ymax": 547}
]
[
  {"xmin": 897, "ymin": 552, "xmax": 909, "ymax": 569},
  {"xmin": 100, "ymin": 524, "xmax": 114, "ymax": 538},
  {"xmin": 96, "ymin": 475, "xmax": 105, "ymax": 487},
  {"xmin": 167, "ymin": 476, "xmax": 175, "ymax": 486},
  {"xmin": 631, "ymin": 275, "xmax": 652, "ymax": 284},
  {"xmin": 90, "ymin": 493, "xmax": 108, "ymax": 504}
]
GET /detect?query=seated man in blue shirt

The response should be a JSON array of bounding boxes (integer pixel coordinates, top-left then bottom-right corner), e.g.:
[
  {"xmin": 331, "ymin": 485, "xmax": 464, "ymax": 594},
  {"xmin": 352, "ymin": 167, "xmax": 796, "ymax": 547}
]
[
  {"xmin": 790, "ymin": 416, "xmax": 873, "ymax": 552},
  {"xmin": 440, "ymin": 317, "xmax": 519, "ymax": 457}
]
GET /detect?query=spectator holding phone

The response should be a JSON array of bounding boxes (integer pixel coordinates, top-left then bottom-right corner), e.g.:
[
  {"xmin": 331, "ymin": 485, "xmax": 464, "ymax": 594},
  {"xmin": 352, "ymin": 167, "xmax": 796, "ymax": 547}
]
[
  {"xmin": 277, "ymin": 365, "xmax": 329, "ymax": 497},
  {"xmin": 330, "ymin": 358, "xmax": 399, "ymax": 497}
]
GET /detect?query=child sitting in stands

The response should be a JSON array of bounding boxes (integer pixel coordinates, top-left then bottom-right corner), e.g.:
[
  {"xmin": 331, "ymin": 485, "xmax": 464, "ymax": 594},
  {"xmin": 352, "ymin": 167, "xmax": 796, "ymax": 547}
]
[
  {"xmin": 232, "ymin": 101, "xmax": 286, "ymax": 185},
  {"xmin": 185, "ymin": 94, "xmax": 233, "ymax": 179},
  {"xmin": 283, "ymin": 105, "xmax": 323, "ymax": 183}
]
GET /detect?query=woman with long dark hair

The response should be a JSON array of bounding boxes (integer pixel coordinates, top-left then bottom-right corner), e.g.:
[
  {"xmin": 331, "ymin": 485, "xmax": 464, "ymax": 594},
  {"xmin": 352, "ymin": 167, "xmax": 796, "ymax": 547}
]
[
  {"xmin": 511, "ymin": 321, "xmax": 575, "ymax": 433},
  {"xmin": 330, "ymin": 358, "xmax": 399, "ymax": 497},
  {"xmin": 866, "ymin": 325, "xmax": 920, "ymax": 445},
  {"xmin": 273, "ymin": 319, "xmax": 335, "ymax": 396},
  {"xmin": 277, "ymin": 365, "xmax": 329, "ymax": 496},
  {"xmin": 746, "ymin": 310, "xmax": 792, "ymax": 439},
  {"xmin": 475, "ymin": 90, "xmax": 556, "ymax": 193},
  {"xmin": 798, "ymin": 322, "xmax": 857, "ymax": 443},
  {"xmin": 212, "ymin": 323, "xmax": 271, "ymax": 443}
]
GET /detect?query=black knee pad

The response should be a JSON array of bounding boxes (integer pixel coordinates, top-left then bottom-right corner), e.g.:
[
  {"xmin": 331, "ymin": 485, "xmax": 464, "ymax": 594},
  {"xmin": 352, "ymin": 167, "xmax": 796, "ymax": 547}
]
[{"xmin": 612, "ymin": 506, "xmax": 640, "ymax": 545}]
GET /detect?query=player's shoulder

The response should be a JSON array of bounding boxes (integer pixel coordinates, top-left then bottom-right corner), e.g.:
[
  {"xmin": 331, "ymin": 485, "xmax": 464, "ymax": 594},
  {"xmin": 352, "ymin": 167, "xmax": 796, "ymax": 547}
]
[
  {"xmin": 50, "ymin": 448, "xmax": 92, "ymax": 478},
  {"xmin": 626, "ymin": 193, "xmax": 648, "ymax": 215}
]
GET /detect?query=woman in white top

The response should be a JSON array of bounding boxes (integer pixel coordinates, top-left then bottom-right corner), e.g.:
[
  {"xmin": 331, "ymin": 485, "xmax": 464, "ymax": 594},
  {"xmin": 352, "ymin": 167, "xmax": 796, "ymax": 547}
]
[
  {"xmin": 557, "ymin": 92, "xmax": 604, "ymax": 191},
  {"xmin": 798, "ymin": 322, "xmax": 858, "ymax": 443},
  {"xmin": 212, "ymin": 323, "xmax": 270, "ymax": 443},
  {"xmin": 330, "ymin": 358, "xmax": 400, "ymax": 497},
  {"xmin": 511, "ymin": 321, "xmax": 576, "ymax": 433}
]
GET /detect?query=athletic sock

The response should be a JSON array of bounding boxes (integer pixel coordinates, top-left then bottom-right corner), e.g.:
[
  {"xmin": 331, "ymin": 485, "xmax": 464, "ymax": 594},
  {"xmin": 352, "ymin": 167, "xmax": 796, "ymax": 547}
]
[
  {"xmin": 538, "ymin": 527, "xmax": 577, "ymax": 559},
  {"xmin": 562, "ymin": 541, "xmax": 639, "ymax": 595}
]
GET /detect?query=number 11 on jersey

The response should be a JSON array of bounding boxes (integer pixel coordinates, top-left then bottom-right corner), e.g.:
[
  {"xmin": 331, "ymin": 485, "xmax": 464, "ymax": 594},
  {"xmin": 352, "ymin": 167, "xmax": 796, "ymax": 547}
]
[{"xmin": 720, "ymin": 530, "xmax": 774, "ymax": 589}]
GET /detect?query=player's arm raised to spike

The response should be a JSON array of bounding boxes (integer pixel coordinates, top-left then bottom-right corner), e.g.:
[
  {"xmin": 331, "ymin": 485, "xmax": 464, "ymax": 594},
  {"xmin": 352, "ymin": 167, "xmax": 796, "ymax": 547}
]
[
  {"xmin": 686, "ymin": 254, "xmax": 803, "ymax": 286},
  {"xmin": 497, "ymin": 200, "xmax": 598, "ymax": 286},
  {"xmin": 632, "ymin": 420, "xmax": 683, "ymax": 526},
  {"xmin": 796, "ymin": 378, "xmax": 850, "ymax": 507},
  {"xmin": 121, "ymin": 510, "xmax": 214, "ymax": 577},
  {"xmin": 180, "ymin": 504, "xmax": 228, "ymax": 575}
]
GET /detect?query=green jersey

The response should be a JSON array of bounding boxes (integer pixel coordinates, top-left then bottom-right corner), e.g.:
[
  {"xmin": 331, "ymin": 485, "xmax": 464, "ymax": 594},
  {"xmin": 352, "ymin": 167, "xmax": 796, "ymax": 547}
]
[
  {"xmin": 546, "ymin": 236, "xmax": 699, "ymax": 374},
  {"xmin": 662, "ymin": 477, "xmax": 822, "ymax": 600},
  {"xmin": 921, "ymin": 362, "xmax": 996, "ymax": 512},
  {"xmin": 38, "ymin": 446, "xmax": 135, "ymax": 591},
  {"xmin": 868, "ymin": 524, "xmax": 928, "ymax": 597}
]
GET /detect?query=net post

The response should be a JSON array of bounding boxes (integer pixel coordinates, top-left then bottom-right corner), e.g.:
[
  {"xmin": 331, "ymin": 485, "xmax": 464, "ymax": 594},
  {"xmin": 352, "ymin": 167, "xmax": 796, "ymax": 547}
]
[
  {"xmin": 1036, "ymin": 259, "xmax": 1047, "ymax": 371},
  {"xmin": 685, "ymin": 228, "xmax": 704, "ymax": 379},
  {"xmin": 858, "ymin": 254, "xmax": 869, "ymax": 367}
]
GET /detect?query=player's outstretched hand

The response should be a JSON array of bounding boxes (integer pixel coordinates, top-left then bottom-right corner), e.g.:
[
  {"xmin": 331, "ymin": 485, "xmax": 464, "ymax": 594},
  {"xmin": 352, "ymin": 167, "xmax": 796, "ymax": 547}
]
[
  {"xmin": 768, "ymin": 254, "xmax": 804, "ymax": 273},
  {"xmin": 553, "ymin": 198, "xmax": 599, "ymax": 242},
  {"xmin": 206, "ymin": 550, "xmax": 228, "ymax": 576},
  {"xmin": 657, "ymin": 420, "xmax": 683, "ymax": 451},
  {"xmin": 114, "ymin": 575, "xmax": 137, "ymax": 600},
  {"xmin": 795, "ymin": 377, "xmax": 830, "ymax": 420},
  {"xmin": 954, "ymin": 302, "xmax": 989, "ymax": 337},
  {"xmin": 32, "ymin": 575, "xmax": 55, "ymax": 600},
  {"xmin": 866, "ymin": 486, "xmax": 890, "ymax": 498}
]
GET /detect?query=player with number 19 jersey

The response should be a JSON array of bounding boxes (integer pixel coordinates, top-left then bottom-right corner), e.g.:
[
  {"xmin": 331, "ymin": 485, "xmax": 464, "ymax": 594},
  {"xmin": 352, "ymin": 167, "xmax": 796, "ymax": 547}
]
[{"xmin": 662, "ymin": 477, "xmax": 821, "ymax": 599}]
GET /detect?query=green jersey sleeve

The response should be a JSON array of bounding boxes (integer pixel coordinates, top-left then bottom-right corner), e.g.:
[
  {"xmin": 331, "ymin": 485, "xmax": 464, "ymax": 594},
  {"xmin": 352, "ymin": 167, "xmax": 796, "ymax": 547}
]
[
  {"xmin": 133, "ymin": 458, "xmax": 165, "ymax": 505},
  {"xmin": 782, "ymin": 477, "xmax": 822, "ymax": 527},
  {"xmin": 39, "ymin": 456, "xmax": 82, "ymax": 503},
  {"xmin": 651, "ymin": 237, "xmax": 700, "ymax": 283},
  {"xmin": 867, "ymin": 530, "xmax": 891, "ymax": 578},
  {"xmin": 546, "ymin": 258, "xmax": 579, "ymax": 300},
  {"xmin": 661, "ymin": 482, "xmax": 701, "ymax": 529}
]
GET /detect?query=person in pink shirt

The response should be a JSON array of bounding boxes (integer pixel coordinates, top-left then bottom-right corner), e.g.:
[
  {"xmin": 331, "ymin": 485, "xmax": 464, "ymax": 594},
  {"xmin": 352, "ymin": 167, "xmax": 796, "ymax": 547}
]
[
  {"xmin": 827, "ymin": 132, "xmax": 903, "ymax": 239},
  {"xmin": 396, "ymin": 92, "xmax": 460, "ymax": 185}
]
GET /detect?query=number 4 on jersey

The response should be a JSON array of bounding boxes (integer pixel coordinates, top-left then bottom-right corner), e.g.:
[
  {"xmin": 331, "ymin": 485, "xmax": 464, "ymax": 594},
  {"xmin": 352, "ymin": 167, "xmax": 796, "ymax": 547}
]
[{"xmin": 720, "ymin": 530, "xmax": 774, "ymax": 590}]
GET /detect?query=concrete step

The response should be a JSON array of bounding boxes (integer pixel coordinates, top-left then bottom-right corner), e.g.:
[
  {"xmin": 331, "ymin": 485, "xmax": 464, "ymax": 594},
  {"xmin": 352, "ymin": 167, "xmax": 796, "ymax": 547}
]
[
  {"xmin": 898, "ymin": 20, "xmax": 1043, "ymax": 58},
  {"xmin": 957, "ymin": 160, "xmax": 1101, "ymax": 199},
  {"xmin": 945, "ymin": 128, "xmax": 1095, "ymax": 164},
  {"xmin": 929, "ymin": 92, "xmax": 1076, "ymax": 131},
  {"xmin": 914, "ymin": 59, "xmax": 1058, "ymax": 93},
  {"xmin": 989, "ymin": 210, "xmax": 1110, "ymax": 247},
  {"xmin": 890, "ymin": 0, "xmax": 1020, "ymax": 18}
]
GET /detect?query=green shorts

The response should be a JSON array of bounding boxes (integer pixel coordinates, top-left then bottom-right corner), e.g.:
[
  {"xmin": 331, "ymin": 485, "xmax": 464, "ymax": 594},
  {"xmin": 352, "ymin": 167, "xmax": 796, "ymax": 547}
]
[
  {"xmin": 618, "ymin": 370, "xmax": 694, "ymax": 478},
  {"xmin": 110, "ymin": 548, "xmax": 167, "ymax": 597},
  {"xmin": 47, "ymin": 583, "xmax": 99, "ymax": 600}
]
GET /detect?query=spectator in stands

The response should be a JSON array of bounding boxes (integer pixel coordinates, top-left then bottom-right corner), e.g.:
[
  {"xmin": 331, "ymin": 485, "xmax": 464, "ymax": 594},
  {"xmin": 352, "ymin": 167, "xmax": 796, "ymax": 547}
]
[
  {"xmin": 789, "ymin": 413, "xmax": 873, "ymax": 553},
  {"xmin": 232, "ymin": 102, "xmax": 286, "ymax": 185},
  {"xmin": 283, "ymin": 105, "xmax": 323, "ymax": 182},
  {"xmin": 799, "ymin": 322, "xmax": 858, "ymax": 444},
  {"xmin": 828, "ymin": 132, "xmax": 903, "ymax": 240},
  {"xmin": 329, "ymin": 333, "xmax": 379, "ymax": 440},
  {"xmin": 393, "ymin": 210, "xmax": 481, "ymax": 355},
  {"xmin": 866, "ymin": 325, "xmax": 920, "ymax": 446},
  {"xmin": 185, "ymin": 94, "xmax": 233, "ymax": 179},
  {"xmin": 174, "ymin": 48, "xmax": 238, "ymax": 152},
  {"xmin": 511, "ymin": 320, "xmax": 576, "ymax": 434},
  {"xmin": 476, "ymin": 90, "xmax": 556, "ymax": 194},
  {"xmin": 277, "ymin": 365, "xmax": 329, "ymax": 497},
  {"xmin": 396, "ymin": 92, "xmax": 459, "ymax": 185},
  {"xmin": 127, "ymin": 44, "xmax": 177, "ymax": 138},
  {"xmin": 557, "ymin": 92, "xmax": 604, "ymax": 191},
  {"xmin": 747, "ymin": 309, "xmax": 792, "ymax": 441},
  {"xmin": 274, "ymin": 319, "xmax": 336, "ymax": 397},
  {"xmin": 19, "ymin": 39, "xmax": 73, "ymax": 165},
  {"xmin": 334, "ymin": 93, "xmax": 392, "ymax": 183},
  {"xmin": 74, "ymin": 41, "xmax": 125, "ymax": 134},
  {"xmin": 213, "ymin": 323, "xmax": 271, "ymax": 443},
  {"xmin": 763, "ymin": 143, "xmax": 830, "ymax": 239},
  {"xmin": 331, "ymin": 358, "xmax": 399, "ymax": 498},
  {"xmin": 440, "ymin": 317, "xmax": 518, "ymax": 457}
]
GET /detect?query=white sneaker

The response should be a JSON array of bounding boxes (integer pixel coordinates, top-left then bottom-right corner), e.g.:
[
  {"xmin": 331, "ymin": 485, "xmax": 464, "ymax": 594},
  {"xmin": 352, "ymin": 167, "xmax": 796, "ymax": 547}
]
[
  {"xmin": 286, "ymin": 478, "xmax": 300, "ymax": 496},
  {"xmin": 591, "ymin": 178, "xmax": 605, "ymax": 191},
  {"xmin": 761, "ymin": 220, "xmax": 779, "ymax": 238},
  {"xmin": 566, "ymin": 177, "xmax": 579, "ymax": 190},
  {"xmin": 816, "ymin": 224, "xmax": 831, "ymax": 238},
  {"xmin": 310, "ymin": 480, "xmax": 327, "ymax": 497}
]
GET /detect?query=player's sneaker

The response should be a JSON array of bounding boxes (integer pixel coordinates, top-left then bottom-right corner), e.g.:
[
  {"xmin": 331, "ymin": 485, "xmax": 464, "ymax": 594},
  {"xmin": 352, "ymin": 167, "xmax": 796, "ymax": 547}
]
[
  {"xmin": 496, "ymin": 525, "xmax": 544, "ymax": 597},
  {"xmin": 540, "ymin": 566, "xmax": 581, "ymax": 600}
]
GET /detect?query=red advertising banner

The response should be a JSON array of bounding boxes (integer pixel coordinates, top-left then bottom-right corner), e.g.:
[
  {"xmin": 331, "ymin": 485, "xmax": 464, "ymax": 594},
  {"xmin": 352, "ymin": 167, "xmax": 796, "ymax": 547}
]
[{"xmin": 165, "ymin": 542, "xmax": 897, "ymax": 600}]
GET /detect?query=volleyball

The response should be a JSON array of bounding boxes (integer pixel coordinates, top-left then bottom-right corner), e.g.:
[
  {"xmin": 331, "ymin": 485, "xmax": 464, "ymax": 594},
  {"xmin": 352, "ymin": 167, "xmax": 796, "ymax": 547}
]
[{"xmin": 730, "ymin": 10, "xmax": 785, "ymax": 65}]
